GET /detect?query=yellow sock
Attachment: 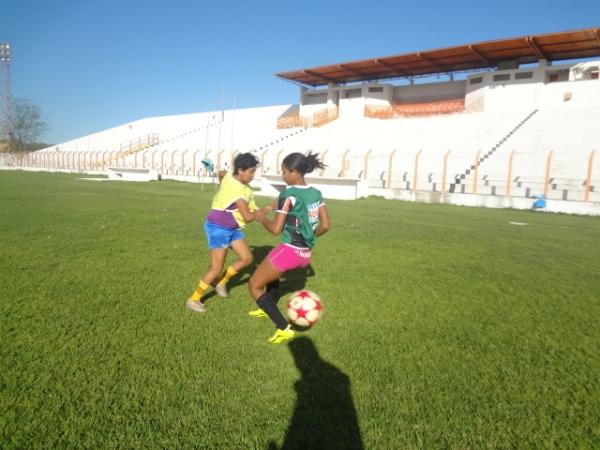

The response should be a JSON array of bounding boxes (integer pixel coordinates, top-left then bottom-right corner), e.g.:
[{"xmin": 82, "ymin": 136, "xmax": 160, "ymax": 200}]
[
  {"xmin": 191, "ymin": 280, "xmax": 210, "ymax": 301},
  {"xmin": 217, "ymin": 266, "xmax": 237, "ymax": 286}
]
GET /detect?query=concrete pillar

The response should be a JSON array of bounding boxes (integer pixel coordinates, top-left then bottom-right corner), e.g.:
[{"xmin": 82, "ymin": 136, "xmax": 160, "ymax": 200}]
[{"xmin": 327, "ymin": 82, "xmax": 339, "ymax": 109}]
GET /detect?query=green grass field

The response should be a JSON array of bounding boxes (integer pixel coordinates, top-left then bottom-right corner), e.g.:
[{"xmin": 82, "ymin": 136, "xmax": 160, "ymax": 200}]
[{"xmin": 1, "ymin": 170, "xmax": 599, "ymax": 449}]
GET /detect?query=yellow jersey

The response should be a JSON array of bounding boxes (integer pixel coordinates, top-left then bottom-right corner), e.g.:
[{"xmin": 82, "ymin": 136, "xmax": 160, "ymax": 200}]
[{"xmin": 206, "ymin": 172, "xmax": 257, "ymax": 229}]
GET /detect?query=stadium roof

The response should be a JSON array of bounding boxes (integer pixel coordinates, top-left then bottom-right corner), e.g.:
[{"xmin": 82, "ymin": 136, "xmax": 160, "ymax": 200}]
[{"xmin": 276, "ymin": 27, "xmax": 600, "ymax": 87}]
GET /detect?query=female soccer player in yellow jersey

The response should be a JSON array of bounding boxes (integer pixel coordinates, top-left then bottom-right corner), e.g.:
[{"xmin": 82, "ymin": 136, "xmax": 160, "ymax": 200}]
[{"xmin": 186, "ymin": 153, "xmax": 272, "ymax": 313}]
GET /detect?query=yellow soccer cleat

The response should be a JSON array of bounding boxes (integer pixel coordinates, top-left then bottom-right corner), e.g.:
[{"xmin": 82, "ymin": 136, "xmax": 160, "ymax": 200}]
[
  {"xmin": 248, "ymin": 308, "xmax": 268, "ymax": 318},
  {"xmin": 268, "ymin": 325, "xmax": 295, "ymax": 344}
]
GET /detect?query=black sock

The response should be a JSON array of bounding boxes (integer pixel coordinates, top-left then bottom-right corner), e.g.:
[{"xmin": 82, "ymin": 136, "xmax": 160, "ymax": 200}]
[
  {"xmin": 266, "ymin": 279, "xmax": 280, "ymax": 303},
  {"xmin": 257, "ymin": 292, "xmax": 288, "ymax": 330}
]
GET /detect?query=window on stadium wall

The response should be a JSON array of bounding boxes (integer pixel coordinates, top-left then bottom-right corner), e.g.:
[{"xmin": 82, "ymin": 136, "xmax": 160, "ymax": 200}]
[
  {"xmin": 547, "ymin": 71, "xmax": 569, "ymax": 83},
  {"xmin": 515, "ymin": 72, "xmax": 533, "ymax": 80},
  {"xmin": 493, "ymin": 73, "xmax": 511, "ymax": 82},
  {"xmin": 304, "ymin": 93, "xmax": 328, "ymax": 105},
  {"xmin": 343, "ymin": 89, "xmax": 361, "ymax": 99}
]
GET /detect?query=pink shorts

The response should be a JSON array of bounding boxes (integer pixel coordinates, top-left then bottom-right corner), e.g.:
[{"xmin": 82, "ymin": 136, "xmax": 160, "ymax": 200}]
[{"xmin": 268, "ymin": 243, "xmax": 312, "ymax": 272}]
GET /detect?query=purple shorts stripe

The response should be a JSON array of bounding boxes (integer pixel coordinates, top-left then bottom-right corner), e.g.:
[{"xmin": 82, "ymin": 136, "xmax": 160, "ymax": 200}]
[
  {"xmin": 268, "ymin": 243, "xmax": 311, "ymax": 272},
  {"xmin": 206, "ymin": 209, "xmax": 238, "ymax": 228}
]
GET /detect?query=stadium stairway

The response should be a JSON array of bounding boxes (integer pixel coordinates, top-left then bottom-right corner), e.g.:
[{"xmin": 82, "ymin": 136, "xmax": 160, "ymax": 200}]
[
  {"xmin": 116, "ymin": 120, "xmax": 223, "ymax": 169},
  {"xmin": 250, "ymin": 128, "xmax": 307, "ymax": 155},
  {"xmin": 95, "ymin": 133, "xmax": 160, "ymax": 169},
  {"xmin": 126, "ymin": 124, "xmax": 308, "ymax": 176},
  {"xmin": 448, "ymin": 109, "xmax": 539, "ymax": 193}
]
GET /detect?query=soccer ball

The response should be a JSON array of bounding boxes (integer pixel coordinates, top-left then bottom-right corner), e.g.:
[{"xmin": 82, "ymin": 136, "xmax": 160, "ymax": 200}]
[{"xmin": 286, "ymin": 290, "xmax": 324, "ymax": 329}]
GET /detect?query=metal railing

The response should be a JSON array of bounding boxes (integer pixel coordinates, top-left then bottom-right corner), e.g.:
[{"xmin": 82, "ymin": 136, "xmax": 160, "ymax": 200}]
[
  {"xmin": 277, "ymin": 107, "xmax": 338, "ymax": 129},
  {"xmin": 2, "ymin": 147, "xmax": 597, "ymax": 202}
]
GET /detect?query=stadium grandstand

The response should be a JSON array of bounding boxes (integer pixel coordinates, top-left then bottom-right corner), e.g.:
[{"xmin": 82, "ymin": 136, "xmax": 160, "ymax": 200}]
[{"xmin": 3, "ymin": 27, "xmax": 600, "ymax": 215}]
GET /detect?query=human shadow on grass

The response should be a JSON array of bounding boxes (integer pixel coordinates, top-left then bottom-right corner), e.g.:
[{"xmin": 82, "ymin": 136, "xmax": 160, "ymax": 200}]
[
  {"xmin": 202, "ymin": 245, "xmax": 315, "ymax": 303},
  {"xmin": 268, "ymin": 337, "xmax": 364, "ymax": 450}
]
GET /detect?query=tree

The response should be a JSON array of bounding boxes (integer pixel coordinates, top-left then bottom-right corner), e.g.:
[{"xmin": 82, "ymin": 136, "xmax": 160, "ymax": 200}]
[{"xmin": 7, "ymin": 98, "xmax": 48, "ymax": 152}]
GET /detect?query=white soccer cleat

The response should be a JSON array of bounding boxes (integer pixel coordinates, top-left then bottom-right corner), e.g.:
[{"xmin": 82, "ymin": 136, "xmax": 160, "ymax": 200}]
[
  {"xmin": 215, "ymin": 284, "xmax": 229, "ymax": 298},
  {"xmin": 186, "ymin": 298, "xmax": 207, "ymax": 313}
]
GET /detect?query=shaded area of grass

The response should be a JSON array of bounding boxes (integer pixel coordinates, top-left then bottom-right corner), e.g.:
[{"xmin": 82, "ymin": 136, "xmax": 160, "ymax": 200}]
[{"xmin": 1, "ymin": 171, "xmax": 599, "ymax": 449}]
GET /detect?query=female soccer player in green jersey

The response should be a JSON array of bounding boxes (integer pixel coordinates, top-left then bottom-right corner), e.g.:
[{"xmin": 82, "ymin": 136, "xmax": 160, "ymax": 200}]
[{"xmin": 248, "ymin": 152, "xmax": 331, "ymax": 343}]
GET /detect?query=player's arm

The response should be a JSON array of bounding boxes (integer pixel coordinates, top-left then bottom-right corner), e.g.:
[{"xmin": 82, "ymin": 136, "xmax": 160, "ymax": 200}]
[
  {"xmin": 260, "ymin": 196, "xmax": 289, "ymax": 235},
  {"xmin": 235, "ymin": 199, "xmax": 264, "ymax": 222},
  {"xmin": 315, "ymin": 204, "xmax": 330, "ymax": 237},
  {"xmin": 263, "ymin": 201, "xmax": 277, "ymax": 211},
  {"xmin": 260, "ymin": 211, "xmax": 286, "ymax": 235},
  {"xmin": 255, "ymin": 201, "xmax": 276, "ymax": 215}
]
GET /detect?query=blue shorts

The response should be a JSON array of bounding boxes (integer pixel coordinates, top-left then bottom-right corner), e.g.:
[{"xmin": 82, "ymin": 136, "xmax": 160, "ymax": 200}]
[{"xmin": 204, "ymin": 221, "xmax": 245, "ymax": 249}]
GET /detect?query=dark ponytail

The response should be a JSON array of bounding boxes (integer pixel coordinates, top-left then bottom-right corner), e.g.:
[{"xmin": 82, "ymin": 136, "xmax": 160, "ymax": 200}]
[{"xmin": 282, "ymin": 152, "xmax": 326, "ymax": 175}]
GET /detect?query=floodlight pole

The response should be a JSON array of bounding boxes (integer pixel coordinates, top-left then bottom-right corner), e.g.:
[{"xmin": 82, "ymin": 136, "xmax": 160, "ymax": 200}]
[
  {"xmin": 204, "ymin": 99, "xmax": 212, "ymax": 156},
  {"xmin": 0, "ymin": 43, "xmax": 12, "ymax": 144},
  {"xmin": 217, "ymin": 86, "xmax": 224, "ymax": 154},
  {"xmin": 231, "ymin": 96, "xmax": 236, "ymax": 153}
]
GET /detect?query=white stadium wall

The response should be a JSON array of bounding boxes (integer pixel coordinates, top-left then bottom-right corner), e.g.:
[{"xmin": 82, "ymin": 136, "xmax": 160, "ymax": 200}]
[
  {"xmin": 2, "ymin": 59, "xmax": 600, "ymax": 215},
  {"xmin": 539, "ymin": 79, "xmax": 600, "ymax": 109}
]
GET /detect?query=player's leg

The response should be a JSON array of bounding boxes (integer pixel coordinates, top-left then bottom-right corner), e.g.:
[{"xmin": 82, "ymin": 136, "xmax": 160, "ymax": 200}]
[
  {"xmin": 248, "ymin": 243, "xmax": 296, "ymax": 317},
  {"xmin": 215, "ymin": 235, "xmax": 252, "ymax": 298},
  {"xmin": 187, "ymin": 247, "xmax": 228, "ymax": 310},
  {"xmin": 187, "ymin": 222, "xmax": 230, "ymax": 312},
  {"xmin": 249, "ymin": 256, "xmax": 294, "ymax": 343},
  {"xmin": 204, "ymin": 247, "xmax": 229, "ymax": 286}
]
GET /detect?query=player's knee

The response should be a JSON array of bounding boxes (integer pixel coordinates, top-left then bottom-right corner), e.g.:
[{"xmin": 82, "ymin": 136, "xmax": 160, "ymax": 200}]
[
  {"xmin": 239, "ymin": 253, "xmax": 253, "ymax": 267},
  {"xmin": 248, "ymin": 276, "xmax": 261, "ymax": 293}
]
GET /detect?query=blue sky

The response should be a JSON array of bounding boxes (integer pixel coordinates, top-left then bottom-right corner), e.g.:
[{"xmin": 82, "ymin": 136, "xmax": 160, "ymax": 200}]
[{"xmin": 3, "ymin": 0, "xmax": 599, "ymax": 143}]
